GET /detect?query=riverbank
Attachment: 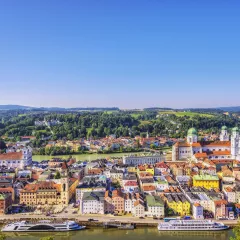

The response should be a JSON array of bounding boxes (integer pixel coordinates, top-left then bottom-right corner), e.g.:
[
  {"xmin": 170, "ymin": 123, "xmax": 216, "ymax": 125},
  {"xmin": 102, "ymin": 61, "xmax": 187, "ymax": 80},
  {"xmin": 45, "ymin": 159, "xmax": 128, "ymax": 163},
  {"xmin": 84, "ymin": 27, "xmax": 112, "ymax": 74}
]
[
  {"xmin": 0, "ymin": 227, "xmax": 233, "ymax": 240},
  {"xmin": 32, "ymin": 151, "xmax": 146, "ymax": 161}
]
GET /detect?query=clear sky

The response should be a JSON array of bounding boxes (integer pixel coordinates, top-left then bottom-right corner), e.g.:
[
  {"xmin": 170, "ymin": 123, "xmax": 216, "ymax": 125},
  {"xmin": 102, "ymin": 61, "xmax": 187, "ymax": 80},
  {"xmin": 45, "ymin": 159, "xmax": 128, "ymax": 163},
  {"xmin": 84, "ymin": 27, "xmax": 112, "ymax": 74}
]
[{"xmin": 0, "ymin": 0, "xmax": 240, "ymax": 109}]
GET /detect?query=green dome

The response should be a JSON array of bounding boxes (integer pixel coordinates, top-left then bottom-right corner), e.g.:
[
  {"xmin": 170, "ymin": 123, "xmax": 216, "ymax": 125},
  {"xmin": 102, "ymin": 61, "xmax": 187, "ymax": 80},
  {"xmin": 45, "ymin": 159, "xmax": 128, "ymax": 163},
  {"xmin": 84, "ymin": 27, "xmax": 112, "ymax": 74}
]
[
  {"xmin": 187, "ymin": 128, "xmax": 197, "ymax": 136},
  {"xmin": 221, "ymin": 126, "xmax": 227, "ymax": 130},
  {"xmin": 232, "ymin": 127, "xmax": 239, "ymax": 132}
]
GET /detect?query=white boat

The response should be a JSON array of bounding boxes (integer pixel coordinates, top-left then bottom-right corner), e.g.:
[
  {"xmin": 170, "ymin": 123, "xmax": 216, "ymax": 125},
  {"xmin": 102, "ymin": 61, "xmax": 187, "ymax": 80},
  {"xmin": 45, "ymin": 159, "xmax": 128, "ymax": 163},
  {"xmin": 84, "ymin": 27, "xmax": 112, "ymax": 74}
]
[
  {"xmin": 1, "ymin": 220, "xmax": 86, "ymax": 232},
  {"xmin": 158, "ymin": 220, "xmax": 229, "ymax": 231}
]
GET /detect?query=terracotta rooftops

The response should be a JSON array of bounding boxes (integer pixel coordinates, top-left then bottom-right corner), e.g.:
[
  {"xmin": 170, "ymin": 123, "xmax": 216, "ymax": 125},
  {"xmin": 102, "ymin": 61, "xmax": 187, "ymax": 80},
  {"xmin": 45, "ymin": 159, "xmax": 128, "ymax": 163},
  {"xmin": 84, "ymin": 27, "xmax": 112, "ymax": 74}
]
[
  {"xmin": 0, "ymin": 152, "xmax": 23, "ymax": 161},
  {"xmin": 21, "ymin": 181, "xmax": 61, "ymax": 193}
]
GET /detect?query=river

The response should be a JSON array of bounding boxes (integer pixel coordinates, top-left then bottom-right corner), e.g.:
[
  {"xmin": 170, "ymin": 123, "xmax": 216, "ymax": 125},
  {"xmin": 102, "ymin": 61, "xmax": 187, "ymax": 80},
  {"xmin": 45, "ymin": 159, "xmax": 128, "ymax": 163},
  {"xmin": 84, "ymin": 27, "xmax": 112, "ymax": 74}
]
[
  {"xmin": 32, "ymin": 152, "xmax": 145, "ymax": 162},
  {"xmin": 2, "ymin": 228, "xmax": 233, "ymax": 240}
]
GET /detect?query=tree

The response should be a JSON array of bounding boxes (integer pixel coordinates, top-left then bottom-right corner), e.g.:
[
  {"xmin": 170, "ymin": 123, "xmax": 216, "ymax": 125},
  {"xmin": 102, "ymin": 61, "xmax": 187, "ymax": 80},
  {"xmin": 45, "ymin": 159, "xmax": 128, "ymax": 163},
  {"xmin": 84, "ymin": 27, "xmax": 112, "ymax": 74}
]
[
  {"xmin": 54, "ymin": 171, "xmax": 61, "ymax": 179},
  {"xmin": 0, "ymin": 140, "xmax": 6, "ymax": 150},
  {"xmin": 231, "ymin": 222, "xmax": 240, "ymax": 240}
]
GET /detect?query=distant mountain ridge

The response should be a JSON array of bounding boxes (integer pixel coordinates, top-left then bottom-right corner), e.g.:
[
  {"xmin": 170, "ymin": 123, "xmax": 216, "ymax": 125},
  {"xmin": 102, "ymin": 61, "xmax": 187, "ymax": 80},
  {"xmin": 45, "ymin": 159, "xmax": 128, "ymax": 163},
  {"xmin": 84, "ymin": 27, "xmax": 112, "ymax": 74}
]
[
  {"xmin": 217, "ymin": 106, "xmax": 240, "ymax": 112},
  {"xmin": 0, "ymin": 105, "xmax": 31, "ymax": 110},
  {"xmin": 0, "ymin": 105, "xmax": 119, "ymax": 111},
  {"xmin": 0, "ymin": 104, "xmax": 240, "ymax": 112}
]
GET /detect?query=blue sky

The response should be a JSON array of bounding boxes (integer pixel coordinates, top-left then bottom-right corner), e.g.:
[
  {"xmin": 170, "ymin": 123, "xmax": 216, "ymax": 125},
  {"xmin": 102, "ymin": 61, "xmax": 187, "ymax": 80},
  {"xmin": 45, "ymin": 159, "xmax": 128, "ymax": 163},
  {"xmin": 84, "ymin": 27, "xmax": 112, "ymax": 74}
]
[{"xmin": 0, "ymin": 0, "xmax": 240, "ymax": 109}]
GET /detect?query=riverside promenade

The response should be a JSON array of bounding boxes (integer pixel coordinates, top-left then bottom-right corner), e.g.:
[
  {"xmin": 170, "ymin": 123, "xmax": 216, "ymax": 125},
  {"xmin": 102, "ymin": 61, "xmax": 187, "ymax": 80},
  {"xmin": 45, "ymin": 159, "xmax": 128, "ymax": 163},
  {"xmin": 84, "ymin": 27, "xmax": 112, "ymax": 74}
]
[{"xmin": 0, "ymin": 213, "xmax": 238, "ymax": 227}]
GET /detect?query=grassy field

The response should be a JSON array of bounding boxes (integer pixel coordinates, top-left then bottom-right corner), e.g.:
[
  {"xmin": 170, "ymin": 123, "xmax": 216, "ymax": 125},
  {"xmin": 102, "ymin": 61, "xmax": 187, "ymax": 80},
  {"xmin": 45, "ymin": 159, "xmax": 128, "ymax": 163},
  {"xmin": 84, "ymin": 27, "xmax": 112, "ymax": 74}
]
[
  {"xmin": 104, "ymin": 110, "xmax": 119, "ymax": 114},
  {"xmin": 130, "ymin": 113, "xmax": 141, "ymax": 118},
  {"xmin": 139, "ymin": 120, "xmax": 152, "ymax": 125},
  {"xmin": 158, "ymin": 111, "xmax": 214, "ymax": 118}
]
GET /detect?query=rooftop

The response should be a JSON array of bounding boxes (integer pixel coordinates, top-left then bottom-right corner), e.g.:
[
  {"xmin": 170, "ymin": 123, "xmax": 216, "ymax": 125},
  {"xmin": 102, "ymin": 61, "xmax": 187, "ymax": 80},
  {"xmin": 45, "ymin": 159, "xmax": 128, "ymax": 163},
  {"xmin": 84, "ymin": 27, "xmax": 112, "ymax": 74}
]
[
  {"xmin": 146, "ymin": 195, "xmax": 164, "ymax": 207},
  {"xmin": 193, "ymin": 175, "xmax": 219, "ymax": 181}
]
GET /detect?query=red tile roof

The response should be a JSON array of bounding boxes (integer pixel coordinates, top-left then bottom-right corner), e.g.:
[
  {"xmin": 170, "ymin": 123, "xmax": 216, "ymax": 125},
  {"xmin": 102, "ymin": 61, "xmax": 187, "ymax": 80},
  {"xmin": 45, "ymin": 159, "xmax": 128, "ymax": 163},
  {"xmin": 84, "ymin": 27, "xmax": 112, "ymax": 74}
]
[
  {"xmin": 0, "ymin": 152, "xmax": 23, "ymax": 161},
  {"xmin": 124, "ymin": 181, "xmax": 138, "ymax": 187}
]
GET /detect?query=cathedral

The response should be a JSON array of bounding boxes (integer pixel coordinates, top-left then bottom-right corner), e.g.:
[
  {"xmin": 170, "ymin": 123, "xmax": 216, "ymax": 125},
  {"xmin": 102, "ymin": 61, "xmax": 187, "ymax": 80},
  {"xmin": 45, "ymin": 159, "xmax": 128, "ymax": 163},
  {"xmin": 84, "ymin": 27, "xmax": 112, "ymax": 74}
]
[{"xmin": 172, "ymin": 126, "xmax": 240, "ymax": 161}]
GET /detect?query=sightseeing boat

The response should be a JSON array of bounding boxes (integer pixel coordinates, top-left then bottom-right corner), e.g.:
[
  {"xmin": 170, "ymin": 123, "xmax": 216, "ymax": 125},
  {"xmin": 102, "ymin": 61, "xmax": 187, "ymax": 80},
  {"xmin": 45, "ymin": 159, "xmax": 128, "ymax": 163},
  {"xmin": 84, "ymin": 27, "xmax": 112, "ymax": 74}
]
[{"xmin": 158, "ymin": 220, "xmax": 229, "ymax": 231}]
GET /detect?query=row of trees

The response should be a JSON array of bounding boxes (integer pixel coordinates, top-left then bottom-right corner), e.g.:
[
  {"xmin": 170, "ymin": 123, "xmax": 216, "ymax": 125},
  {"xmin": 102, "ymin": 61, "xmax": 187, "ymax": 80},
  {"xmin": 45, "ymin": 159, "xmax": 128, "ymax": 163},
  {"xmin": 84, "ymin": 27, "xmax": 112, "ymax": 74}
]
[{"xmin": 1, "ymin": 110, "xmax": 240, "ymax": 141}]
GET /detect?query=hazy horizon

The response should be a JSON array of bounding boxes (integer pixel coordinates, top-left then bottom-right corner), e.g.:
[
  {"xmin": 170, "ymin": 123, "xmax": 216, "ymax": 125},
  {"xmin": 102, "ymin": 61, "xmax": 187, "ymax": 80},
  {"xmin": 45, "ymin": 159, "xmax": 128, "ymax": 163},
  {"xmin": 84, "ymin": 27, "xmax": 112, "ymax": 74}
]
[
  {"xmin": 0, "ymin": 103, "xmax": 239, "ymax": 110},
  {"xmin": 1, "ymin": 1, "xmax": 240, "ymax": 109}
]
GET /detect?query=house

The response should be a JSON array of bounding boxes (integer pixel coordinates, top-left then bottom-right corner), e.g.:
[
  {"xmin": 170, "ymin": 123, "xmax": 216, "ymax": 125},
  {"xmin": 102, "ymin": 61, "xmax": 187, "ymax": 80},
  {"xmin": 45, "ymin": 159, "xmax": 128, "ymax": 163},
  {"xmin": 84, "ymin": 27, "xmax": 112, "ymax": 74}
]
[
  {"xmin": 111, "ymin": 190, "xmax": 125, "ymax": 214},
  {"xmin": 223, "ymin": 187, "xmax": 236, "ymax": 203},
  {"xmin": 192, "ymin": 175, "xmax": 219, "ymax": 190},
  {"xmin": 213, "ymin": 200, "xmax": 227, "ymax": 219},
  {"xmin": 154, "ymin": 162, "xmax": 169, "ymax": 176},
  {"xmin": 192, "ymin": 203, "xmax": 204, "ymax": 219},
  {"xmin": 76, "ymin": 176, "xmax": 107, "ymax": 202},
  {"xmin": 104, "ymin": 191, "xmax": 115, "ymax": 214},
  {"xmin": 104, "ymin": 190, "xmax": 125, "ymax": 214},
  {"xmin": 146, "ymin": 195, "xmax": 164, "ymax": 218},
  {"xmin": 110, "ymin": 169, "xmax": 124, "ymax": 185},
  {"xmin": 164, "ymin": 194, "xmax": 191, "ymax": 216},
  {"xmin": 81, "ymin": 192, "xmax": 105, "ymax": 214},
  {"xmin": 0, "ymin": 193, "xmax": 12, "ymax": 214},
  {"xmin": 122, "ymin": 174, "xmax": 137, "ymax": 186},
  {"xmin": 124, "ymin": 181, "xmax": 139, "ymax": 192},
  {"xmin": 0, "ymin": 147, "xmax": 32, "ymax": 169},
  {"xmin": 142, "ymin": 185, "xmax": 156, "ymax": 195},
  {"xmin": 154, "ymin": 177, "xmax": 169, "ymax": 191},
  {"xmin": 132, "ymin": 200, "xmax": 145, "ymax": 217}
]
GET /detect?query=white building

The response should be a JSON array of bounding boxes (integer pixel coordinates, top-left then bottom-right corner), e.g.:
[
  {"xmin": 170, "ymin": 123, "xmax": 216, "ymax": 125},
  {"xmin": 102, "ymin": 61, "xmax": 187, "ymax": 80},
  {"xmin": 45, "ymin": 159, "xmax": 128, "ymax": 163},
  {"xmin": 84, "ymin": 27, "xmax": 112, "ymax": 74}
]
[
  {"xmin": 154, "ymin": 177, "xmax": 169, "ymax": 191},
  {"xmin": 132, "ymin": 200, "xmax": 145, "ymax": 217},
  {"xmin": 76, "ymin": 184, "xmax": 106, "ymax": 202},
  {"xmin": 0, "ymin": 147, "xmax": 32, "ymax": 169},
  {"xmin": 81, "ymin": 192, "xmax": 105, "ymax": 214},
  {"xmin": 220, "ymin": 126, "xmax": 229, "ymax": 141},
  {"xmin": 124, "ymin": 193, "xmax": 135, "ymax": 213},
  {"xmin": 146, "ymin": 195, "xmax": 165, "ymax": 218},
  {"xmin": 223, "ymin": 187, "xmax": 236, "ymax": 203},
  {"xmin": 154, "ymin": 162, "xmax": 170, "ymax": 176},
  {"xmin": 172, "ymin": 127, "xmax": 233, "ymax": 161},
  {"xmin": 123, "ymin": 181, "xmax": 139, "ymax": 192},
  {"xmin": 192, "ymin": 203, "xmax": 204, "ymax": 219},
  {"xmin": 123, "ymin": 155, "xmax": 165, "ymax": 165}
]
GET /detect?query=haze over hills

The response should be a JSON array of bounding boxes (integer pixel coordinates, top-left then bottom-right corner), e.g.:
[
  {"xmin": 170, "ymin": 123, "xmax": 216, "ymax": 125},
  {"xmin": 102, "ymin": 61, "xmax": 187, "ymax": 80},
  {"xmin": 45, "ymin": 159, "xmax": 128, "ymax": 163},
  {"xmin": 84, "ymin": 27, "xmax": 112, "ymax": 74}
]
[
  {"xmin": 1, "ymin": 104, "xmax": 240, "ymax": 112},
  {"xmin": 0, "ymin": 105, "xmax": 119, "ymax": 111}
]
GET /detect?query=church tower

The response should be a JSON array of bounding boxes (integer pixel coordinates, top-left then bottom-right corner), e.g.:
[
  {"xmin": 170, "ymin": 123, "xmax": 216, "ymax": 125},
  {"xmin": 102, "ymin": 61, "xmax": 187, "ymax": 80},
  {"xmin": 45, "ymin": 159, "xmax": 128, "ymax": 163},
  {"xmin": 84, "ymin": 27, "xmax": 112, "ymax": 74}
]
[
  {"xmin": 187, "ymin": 128, "xmax": 198, "ymax": 144},
  {"xmin": 220, "ymin": 126, "xmax": 229, "ymax": 141},
  {"xmin": 61, "ymin": 175, "xmax": 69, "ymax": 206},
  {"xmin": 60, "ymin": 161, "xmax": 69, "ymax": 206},
  {"xmin": 231, "ymin": 127, "xmax": 239, "ymax": 158}
]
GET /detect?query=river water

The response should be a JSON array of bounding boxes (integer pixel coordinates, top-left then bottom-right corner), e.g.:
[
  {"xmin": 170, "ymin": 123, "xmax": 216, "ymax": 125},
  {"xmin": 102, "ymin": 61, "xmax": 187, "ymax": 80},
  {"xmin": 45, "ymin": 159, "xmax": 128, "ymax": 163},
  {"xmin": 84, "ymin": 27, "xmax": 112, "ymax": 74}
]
[
  {"xmin": 3, "ymin": 228, "xmax": 233, "ymax": 240},
  {"xmin": 32, "ymin": 152, "xmax": 144, "ymax": 162}
]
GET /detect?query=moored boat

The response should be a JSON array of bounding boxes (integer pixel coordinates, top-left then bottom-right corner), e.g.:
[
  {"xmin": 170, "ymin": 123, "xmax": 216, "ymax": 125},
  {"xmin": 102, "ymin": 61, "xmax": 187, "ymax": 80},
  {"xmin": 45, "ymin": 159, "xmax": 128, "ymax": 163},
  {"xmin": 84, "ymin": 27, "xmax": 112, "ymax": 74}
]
[
  {"xmin": 1, "ymin": 220, "xmax": 86, "ymax": 232},
  {"xmin": 158, "ymin": 220, "xmax": 229, "ymax": 231}
]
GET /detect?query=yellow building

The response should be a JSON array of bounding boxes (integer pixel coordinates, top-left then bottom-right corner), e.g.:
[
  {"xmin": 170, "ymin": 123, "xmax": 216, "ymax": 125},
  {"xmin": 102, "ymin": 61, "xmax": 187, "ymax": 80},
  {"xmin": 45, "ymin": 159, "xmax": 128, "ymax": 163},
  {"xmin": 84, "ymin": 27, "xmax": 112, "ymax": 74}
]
[
  {"xmin": 20, "ymin": 179, "xmax": 69, "ymax": 206},
  {"xmin": 165, "ymin": 194, "xmax": 191, "ymax": 216},
  {"xmin": 146, "ymin": 166, "xmax": 154, "ymax": 176},
  {"xmin": 69, "ymin": 178, "xmax": 79, "ymax": 200},
  {"xmin": 127, "ymin": 166, "xmax": 137, "ymax": 173},
  {"xmin": 137, "ymin": 165, "xmax": 154, "ymax": 175},
  {"xmin": 193, "ymin": 175, "xmax": 219, "ymax": 190}
]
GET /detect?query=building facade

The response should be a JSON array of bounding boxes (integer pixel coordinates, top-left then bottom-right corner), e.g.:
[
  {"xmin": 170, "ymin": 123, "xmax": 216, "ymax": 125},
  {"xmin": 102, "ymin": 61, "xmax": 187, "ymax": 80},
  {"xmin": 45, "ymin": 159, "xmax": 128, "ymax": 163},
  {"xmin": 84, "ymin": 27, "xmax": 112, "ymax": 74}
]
[
  {"xmin": 172, "ymin": 127, "xmax": 235, "ymax": 161},
  {"xmin": 0, "ymin": 147, "xmax": 32, "ymax": 169},
  {"xmin": 123, "ymin": 155, "xmax": 165, "ymax": 165}
]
